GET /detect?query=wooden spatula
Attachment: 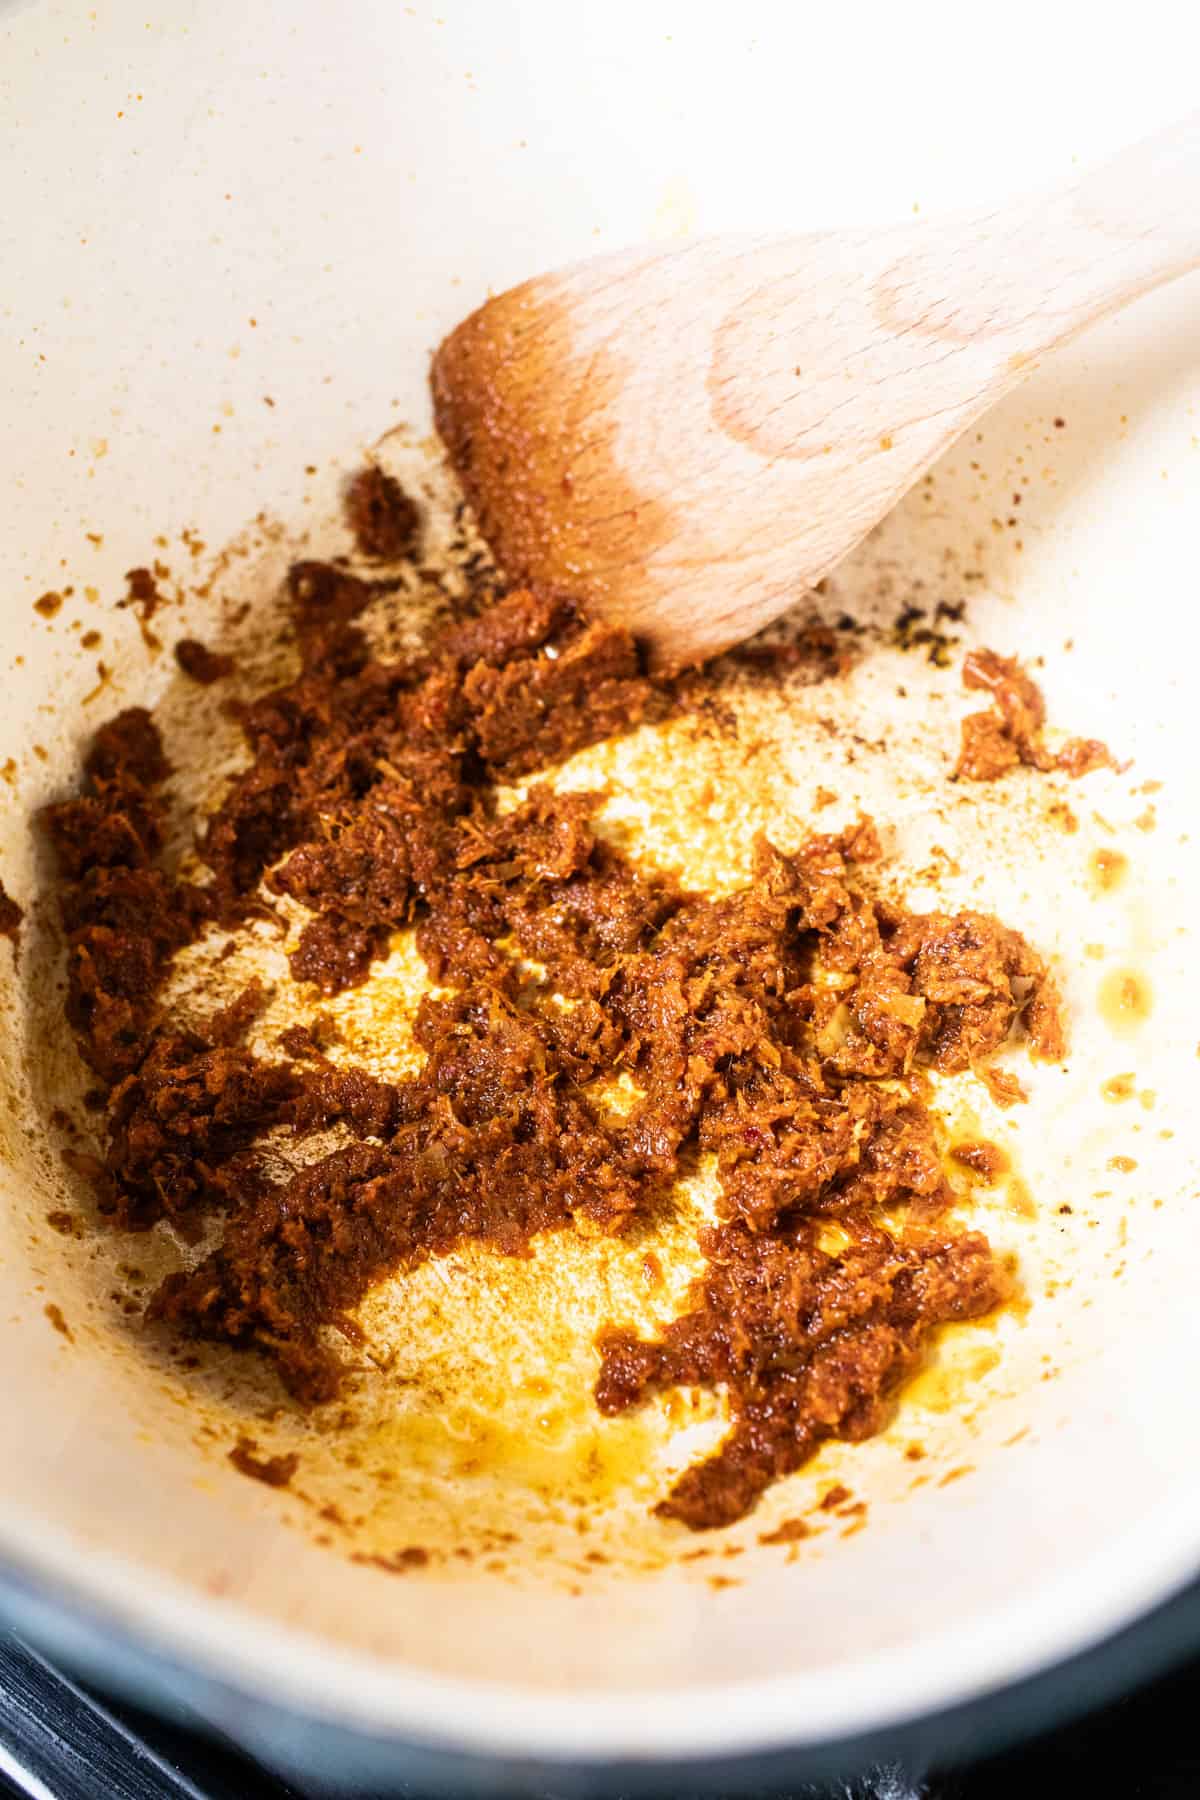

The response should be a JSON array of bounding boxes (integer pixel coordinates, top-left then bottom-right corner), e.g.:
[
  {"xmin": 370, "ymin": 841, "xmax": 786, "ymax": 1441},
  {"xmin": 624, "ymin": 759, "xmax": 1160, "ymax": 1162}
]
[{"xmin": 433, "ymin": 116, "xmax": 1200, "ymax": 672}]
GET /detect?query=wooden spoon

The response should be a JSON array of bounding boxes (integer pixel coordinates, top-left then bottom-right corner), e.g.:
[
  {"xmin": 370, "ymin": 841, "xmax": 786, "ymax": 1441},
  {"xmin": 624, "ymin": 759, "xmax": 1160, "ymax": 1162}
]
[{"xmin": 433, "ymin": 116, "xmax": 1200, "ymax": 671}]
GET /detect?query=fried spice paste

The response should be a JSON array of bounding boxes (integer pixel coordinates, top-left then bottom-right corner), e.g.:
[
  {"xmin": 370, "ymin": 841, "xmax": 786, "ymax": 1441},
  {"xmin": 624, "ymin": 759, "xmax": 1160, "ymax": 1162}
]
[
  {"xmin": 40, "ymin": 490, "xmax": 1069, "ymax": 1531},
  {"xmin": 955, "ymin": 648, "xmax": 1116, "ymax": 782}
]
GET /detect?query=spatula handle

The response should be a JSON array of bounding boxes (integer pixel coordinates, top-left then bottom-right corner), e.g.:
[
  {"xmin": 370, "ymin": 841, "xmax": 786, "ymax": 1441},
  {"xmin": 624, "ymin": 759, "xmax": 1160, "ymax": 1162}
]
[{"xmin": 896, "ymin": 113, "xmax": 1200, "ymax": 368}]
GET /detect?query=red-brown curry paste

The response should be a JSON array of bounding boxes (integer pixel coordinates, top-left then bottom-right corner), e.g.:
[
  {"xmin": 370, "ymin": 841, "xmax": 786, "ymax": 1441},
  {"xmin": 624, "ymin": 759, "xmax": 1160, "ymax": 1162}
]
[
  {"xmin": 955, "ymin": 648, "xmax": 1115, "ymax": 781},
  {"xmin": 40, "ymin": 482, "xmax": 1068, "ymax": 1529},
  {"xmin": 0, "ymin": 879, "xmax": 23, "ymax": 945},
  {"xmin": 174, "ymin": 638, "xmax": 234, "ymax": 685}
]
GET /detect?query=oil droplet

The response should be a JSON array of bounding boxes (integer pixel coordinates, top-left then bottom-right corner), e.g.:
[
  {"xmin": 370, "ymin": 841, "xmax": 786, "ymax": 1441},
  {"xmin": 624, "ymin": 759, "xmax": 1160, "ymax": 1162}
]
[
  {"xmin": 1089, "ymin": 848, "xmax": 1128, "ymax": 895},
  {"xmin": 34, "ymin": 592, "xmax": 63, "ymax": 619},
  {"xmin": 1098, "ymin": 969, "xmax": 1153, "ymax": 1035},
  {"xmin": 1101, "ymin": 1072, "xmax": 1136, "ymax": 1102},
  {"xmin": 1006, "ymin": 1176, "xmax": 1035, "ymax": 1219},
  {"xmin": 348, "ymin": 1400, "xmax": 664, "ymax": 1507},
  {"xmin": 904, "ymin": 1338, "xmax": 1002, "ymax": 1414}
]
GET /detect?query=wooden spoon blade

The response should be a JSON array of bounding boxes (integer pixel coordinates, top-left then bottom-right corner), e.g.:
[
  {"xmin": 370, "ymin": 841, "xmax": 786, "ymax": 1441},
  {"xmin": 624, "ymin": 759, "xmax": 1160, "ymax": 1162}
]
[
  {"xmin": 434, "ymin": 129, "xmax": 1200, "ymax": 672},
  {"xmin": 432, "ymin": 231, "xmax": 1022, "ymax": 671}
]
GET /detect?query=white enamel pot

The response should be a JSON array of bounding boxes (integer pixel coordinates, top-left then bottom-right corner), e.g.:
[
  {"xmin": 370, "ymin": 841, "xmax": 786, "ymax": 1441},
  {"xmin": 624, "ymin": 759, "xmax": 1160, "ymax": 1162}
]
[{"xmin": 3, "ymin": 2, "xmax": 1200, "ymax": 1790}]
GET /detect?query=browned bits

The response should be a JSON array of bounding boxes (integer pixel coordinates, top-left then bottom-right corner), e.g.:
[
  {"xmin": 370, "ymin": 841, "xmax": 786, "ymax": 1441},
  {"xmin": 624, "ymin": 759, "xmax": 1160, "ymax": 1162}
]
[
  {"xmin": 228, "ymin": 1437, "xmax": 300, "ymax": 1488},
  {"xmin": 118, "ymin": 567, "xmax": 168, "ymax": 651},
  {"xmin": 174, "ymin": 638, "xmax": 234, "ymax": 684},
  {"xmin": 954, "ymin": 647, "xmax": 1117, "ymax": 782},
  {"xmin": 950, "ymin": 1140, "xmax": 1011, "ymax": 1182},
  {"xmin": 759, "ymin": 1517, "xmax": 810, "ymax": 1545},
  {"xmin": 979, "ymin": 1064, "xmax": 1029, "ymax": 1109},
  {"xmin": 46, "ymin": 1210, "xmax": 86, "ymax": 1238},
  {"xmin": 44, "ymin": 1303, "xmax": 74, "ymax": 1341},
  {"xmin": 344, "ymin": 465, "xmax": 421, "ymax": 561},
  {"xmin": 0, "ymin": 879, "xmax": 23, "ymax": 945},
  {"xmin": 351, "ymin": 1546, "xmax": 431, "ymax": 1574}
]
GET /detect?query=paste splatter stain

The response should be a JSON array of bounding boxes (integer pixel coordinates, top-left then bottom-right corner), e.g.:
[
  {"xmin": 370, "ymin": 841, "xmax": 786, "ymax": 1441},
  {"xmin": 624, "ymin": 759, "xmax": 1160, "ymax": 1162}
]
[
  {"xmin": 44, "ymin": 1304, "xmax": 74, "ymax": 1342},
  {"xmin": 229, "ymin": 1438, "xmax": 300, "ymax": 1488}
]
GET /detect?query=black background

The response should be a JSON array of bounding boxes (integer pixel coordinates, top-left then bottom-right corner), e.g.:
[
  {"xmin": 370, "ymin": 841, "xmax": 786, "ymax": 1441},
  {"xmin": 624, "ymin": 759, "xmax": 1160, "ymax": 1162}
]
[{"xmin": 0, "ymin": 1628, "xmax": 1197, "ymax": 1800}]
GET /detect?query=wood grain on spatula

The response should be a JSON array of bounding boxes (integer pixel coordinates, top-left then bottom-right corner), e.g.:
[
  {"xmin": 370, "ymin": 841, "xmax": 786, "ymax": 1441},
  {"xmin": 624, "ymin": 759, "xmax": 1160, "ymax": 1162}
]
[{"xmin": 433, "ymin": 116, "xmax": 1200, "ymax": 672}]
